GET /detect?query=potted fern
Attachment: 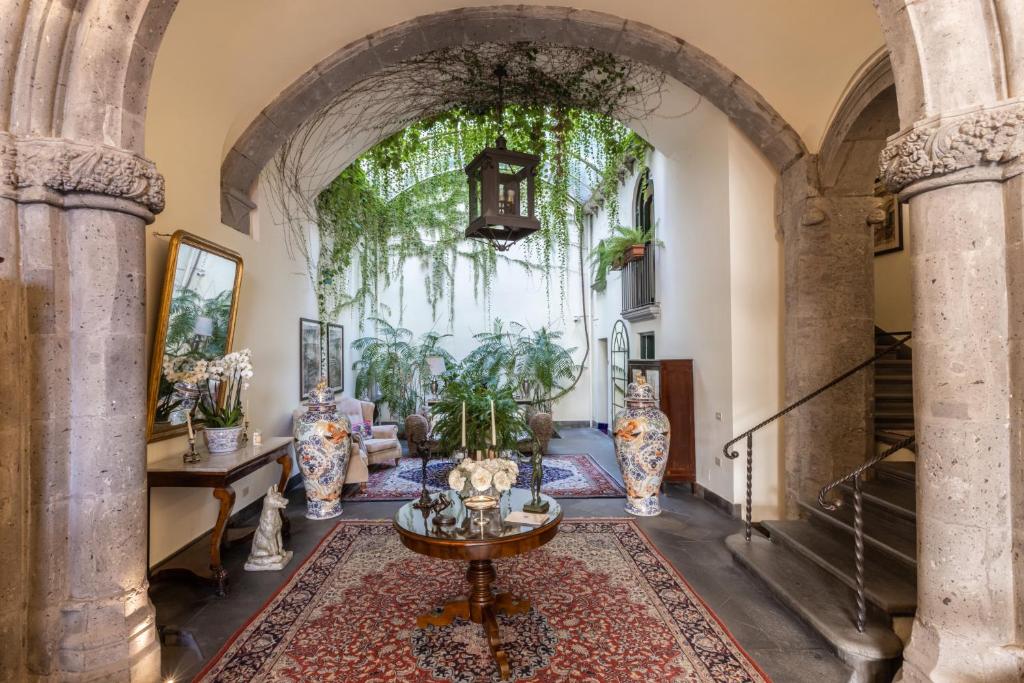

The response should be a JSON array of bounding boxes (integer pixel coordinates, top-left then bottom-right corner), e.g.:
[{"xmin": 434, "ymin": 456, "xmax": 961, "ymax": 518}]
[{"xmin": 590, "ymin": 225, "xmax": 662, "ymax": 292}]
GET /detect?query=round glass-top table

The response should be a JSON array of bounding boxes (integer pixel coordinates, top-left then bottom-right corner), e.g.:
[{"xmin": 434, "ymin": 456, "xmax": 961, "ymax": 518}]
[{"xmin": 393, "ymin": 489, "xmax": 561, "ymax": 679}]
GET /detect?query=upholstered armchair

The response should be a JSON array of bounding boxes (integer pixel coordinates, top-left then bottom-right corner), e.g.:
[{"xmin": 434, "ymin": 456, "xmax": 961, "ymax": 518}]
[{"xmin": 337, "ymin": 396, "xmax": 402, "ymax": 469}]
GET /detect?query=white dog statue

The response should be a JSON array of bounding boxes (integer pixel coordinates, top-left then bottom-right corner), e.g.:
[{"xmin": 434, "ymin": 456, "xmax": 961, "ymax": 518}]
[{"xmin": 244, "ymin": 485, "xmax": 293, "ymax": 571}]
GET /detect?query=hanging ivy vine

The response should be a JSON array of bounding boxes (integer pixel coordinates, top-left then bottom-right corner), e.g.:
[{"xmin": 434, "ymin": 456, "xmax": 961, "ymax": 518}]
[{"xmin": 267, "ymin": 43, "xmax": 662, "ymax": 326}]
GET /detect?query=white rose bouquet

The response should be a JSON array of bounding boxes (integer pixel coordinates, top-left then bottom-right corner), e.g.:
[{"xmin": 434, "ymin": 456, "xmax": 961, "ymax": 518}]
[
  {"xmin": 200, "ymin": 348, "xmax": 254, "ymax": 428},
  {"xmin": 448, "ymin": 457, "xmax": 519, "ymax": 495}
]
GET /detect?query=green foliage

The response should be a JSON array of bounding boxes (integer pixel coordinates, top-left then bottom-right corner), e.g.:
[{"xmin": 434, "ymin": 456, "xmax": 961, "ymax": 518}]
[
  {"xmin": 201, "ymin": 401, "xmax": 243, "ymax": 429},
  {"xmin": 515, "ymin": 327, "xmax": 578, "ymax": 413},
  {"xmin": 589, "ymin": 225, "xmax": 663, "ymax": 293},
  {"xmin": 429, "ymin": 371, "xmax": 528, "ymax": 454},
  {"xmin": 351, "ymin": 318, "xmax": 456, "ymax": 420},
  {"xmin": 460, "ymin": 319, "xmax": 578, "ymax": 413},
  {"xmin": 311, "ymin": 106, "xmax": 650, "ymax": 325},
  {"xmin": 165, "ymin": 288, "xmax": 232, "ymax": 357}
]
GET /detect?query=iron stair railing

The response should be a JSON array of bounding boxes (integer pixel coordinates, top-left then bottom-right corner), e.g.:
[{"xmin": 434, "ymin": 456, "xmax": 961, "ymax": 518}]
[
  {"xmin": 722, "ymin": 330, "xmax": 913, "ymax": 633},
  {"xmin": 817, "ymin": 433, "xmax": 915, "ymax": 633},
  {"xmin": 723, "ymin": 332, "xmax": 912, "ymax": 541}
]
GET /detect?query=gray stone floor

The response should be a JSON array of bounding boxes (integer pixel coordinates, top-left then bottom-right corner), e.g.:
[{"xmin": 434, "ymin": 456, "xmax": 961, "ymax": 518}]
[{"xmin": 152, "ymin": 428, "xmax": 850, "ymax": 682}]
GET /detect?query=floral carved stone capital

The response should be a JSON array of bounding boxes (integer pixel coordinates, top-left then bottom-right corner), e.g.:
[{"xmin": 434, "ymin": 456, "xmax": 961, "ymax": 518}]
[
  {"xmin": 880, "ymin": 98, "xmax": 1024, "ymax": 193},
  {"xmin": 0, "ymin": 135, "xmax": 165, "ymax": 214}
]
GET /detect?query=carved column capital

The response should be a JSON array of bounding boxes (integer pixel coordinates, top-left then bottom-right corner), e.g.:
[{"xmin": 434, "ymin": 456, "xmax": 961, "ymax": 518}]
[
  {"xmin": 880, "ymin": 97, "xmax": 1024, "ymax": 195},
  {"xmin": 0, "ymin": 133, "xmax": 164, "ymax": 218}
]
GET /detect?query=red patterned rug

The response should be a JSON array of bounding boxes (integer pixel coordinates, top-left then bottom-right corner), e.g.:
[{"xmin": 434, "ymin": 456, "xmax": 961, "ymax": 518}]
[
  {"xmin": 343, "ymin": 454, "xmax": 625, "ymax": 501},
  {"xmin": 197, "ymin": 520, "xmax": 769, "ymax": 682}
]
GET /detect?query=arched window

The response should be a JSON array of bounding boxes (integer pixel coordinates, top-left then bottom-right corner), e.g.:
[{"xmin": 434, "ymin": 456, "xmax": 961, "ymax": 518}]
[
  {"xmin": 634, "ymin": 170, "xmax": 653, "ymax": 234},
  {"xmin": 622, "ymin": 170, "xmax": 658, "ymax": 319}
]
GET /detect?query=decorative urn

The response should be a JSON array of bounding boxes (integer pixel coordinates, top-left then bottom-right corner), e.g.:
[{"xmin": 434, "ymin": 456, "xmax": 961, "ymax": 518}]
[
  {"xmin": 293, "ymin": 379, "xmax": 351, "ymax": 520},
  {"xmin": 612, "ymin": 376, "xmax": 670, "ymax": 516}
]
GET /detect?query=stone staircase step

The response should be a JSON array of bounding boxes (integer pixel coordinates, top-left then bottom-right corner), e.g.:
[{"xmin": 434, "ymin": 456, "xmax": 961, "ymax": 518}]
[
  {"xmin": 875, "ymin": 358, "xmax": 912, "ymax": 369},
  {"xmin": 873, "ymin": 391, "xmax": 912, "ymax": 401},
  {"xmin": 875, "ymin": 375, "xmax": 913, "ymax": 386},
  {"xmin": 798, "ymin": 500, "xmax": 916, "ymax": 568},
  {"xmin": 874, "ymin": 430, "xmax": 915, "ymax": 448},
  {"xmin": 762, "ymin": 520, "xmax": 917, "ymax": 615},
  {"xmin": 840, "ymin": 477, "xmax": 915, "ymax": 520},
  {"xmin": 875, "ymin": 461, "xmax": 916, "ymax": 485},
  {"xmin": 727, "ymin": 533, "xmax": 902, "ymax": 682}
]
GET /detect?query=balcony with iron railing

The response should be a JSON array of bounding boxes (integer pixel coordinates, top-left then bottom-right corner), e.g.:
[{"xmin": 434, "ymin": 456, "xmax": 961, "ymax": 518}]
[{"xmin": 620, "ymin": 244, "xmax": 659, "ymax": 321}]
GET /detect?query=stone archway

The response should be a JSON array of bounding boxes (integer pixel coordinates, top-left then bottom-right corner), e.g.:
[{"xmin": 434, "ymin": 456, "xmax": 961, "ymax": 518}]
[
  {"xmin": 3, "ymin": 1, "xmax": 1024, "ymax": 681},
  {"xmin": 218, "ymin": 5, "xmax": 807, "ymax": 234},
  {"xmin": 873, "ymin": 1, "xmax": 1024, "ymax": 680}
]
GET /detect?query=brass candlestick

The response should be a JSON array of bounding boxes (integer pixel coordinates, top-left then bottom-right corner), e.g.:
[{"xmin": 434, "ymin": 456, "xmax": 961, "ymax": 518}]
[{"xmin": 183, "ymin": 412, "xmax": 201, "ymax": 464}]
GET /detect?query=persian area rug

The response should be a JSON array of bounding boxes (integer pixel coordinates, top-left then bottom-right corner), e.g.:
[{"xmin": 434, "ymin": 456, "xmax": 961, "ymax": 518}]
[
  {"xmin": 343, "ymin": 454, "xmax": 625, "ymax": 501},
  {"xmin": 197, "ymin": 520, "xmax": 770, "ymax": 683}
]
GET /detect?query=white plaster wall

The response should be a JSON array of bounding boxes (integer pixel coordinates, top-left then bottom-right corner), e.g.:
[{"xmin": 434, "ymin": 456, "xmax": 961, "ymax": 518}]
[
  {"xmin": 592, "ymin": 100, "xmax": 737, "ymax": 504},
  {"xmin": 727, "ymin": 127, "xmax": 783, "ymax": 520},
  {"xmin": 342, "ymin": 231, "xmax": 592, "ymax": 423},
  {"xmin": 590, "ymin": 92, "xmax": 782, "ymax": 515},
  {"xmin": 145, "ymin": 133, "xmax": 318, "ymax": 566}
]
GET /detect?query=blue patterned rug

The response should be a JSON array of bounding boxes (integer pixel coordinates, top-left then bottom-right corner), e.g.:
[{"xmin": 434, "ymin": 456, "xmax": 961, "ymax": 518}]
[{"xmin": 344, "ymin": 454, "xmax": 625, "ymax": 501}]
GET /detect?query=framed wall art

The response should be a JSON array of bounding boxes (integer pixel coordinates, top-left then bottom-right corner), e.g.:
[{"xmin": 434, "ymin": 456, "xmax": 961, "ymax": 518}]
[
  {"xmin": 326, "ymin": 323, "xmax": 344, "ymax": 393},
  {"xmin": 873, "ymin": 181, "xmax": 907, "ymax": 257},
  {"xmin": 299, "ymin": 318, "xmax": 322, "ymax": 401}
]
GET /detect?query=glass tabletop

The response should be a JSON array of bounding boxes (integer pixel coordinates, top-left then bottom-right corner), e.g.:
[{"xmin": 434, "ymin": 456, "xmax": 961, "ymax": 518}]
[{"xmin": 394, "ymin": 488, "xmax": 561, "ymax": 542}]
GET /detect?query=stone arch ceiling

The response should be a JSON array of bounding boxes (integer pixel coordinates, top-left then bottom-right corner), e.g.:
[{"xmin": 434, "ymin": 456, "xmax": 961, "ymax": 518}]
[{"xmin": 145, "ymin": 1, "xmax": 885, "ymax": 227}]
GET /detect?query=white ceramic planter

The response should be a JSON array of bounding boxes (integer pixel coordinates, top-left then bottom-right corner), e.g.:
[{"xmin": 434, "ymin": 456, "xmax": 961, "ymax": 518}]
[{"xmin": 204, "ymin": 425, "xmax": 244, "ymax": 453}]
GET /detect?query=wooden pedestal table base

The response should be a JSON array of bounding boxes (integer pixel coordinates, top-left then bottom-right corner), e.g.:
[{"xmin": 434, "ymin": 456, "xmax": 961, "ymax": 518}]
[
  {"xmin": 417, "ymin": 560, "xmax": 531, "ymax": 679},
  {"xmin": 393, "ymin": 489, "xmax": 561, "ymax": 681},
  {"xmin": 147, "ymin": 437, "xmax": 294, "ymax": 597}
]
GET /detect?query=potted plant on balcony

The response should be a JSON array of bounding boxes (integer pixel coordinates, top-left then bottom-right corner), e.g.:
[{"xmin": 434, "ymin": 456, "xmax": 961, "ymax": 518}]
[{"xmin": 589, "ymin": 225, "xmax": 662, "ymax": 292}]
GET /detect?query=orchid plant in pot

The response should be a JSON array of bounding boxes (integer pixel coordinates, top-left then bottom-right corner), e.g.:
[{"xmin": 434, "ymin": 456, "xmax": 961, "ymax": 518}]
[{"xmin": 200, "ymin": 349, "xmax": 254, "ymax": 453}]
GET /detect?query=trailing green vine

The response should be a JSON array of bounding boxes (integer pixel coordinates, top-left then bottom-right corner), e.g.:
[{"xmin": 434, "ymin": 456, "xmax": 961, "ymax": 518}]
[
  {"xmin": 267, "ymin": 43, "xmax": 660, "ymax": 327},
  {"xmin": 312, "ymin": 106, "xmax": 650, "ymax": 325}
]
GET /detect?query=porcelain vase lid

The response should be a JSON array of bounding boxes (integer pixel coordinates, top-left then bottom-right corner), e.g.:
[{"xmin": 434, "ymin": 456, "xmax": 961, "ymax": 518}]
[
  {"xmin": 306, "ymin": 378, "xmax": 337, "ymax": 413},
  {"xmin": 624, "ymin": 375, "xmax": 657, "ymax": 408}
]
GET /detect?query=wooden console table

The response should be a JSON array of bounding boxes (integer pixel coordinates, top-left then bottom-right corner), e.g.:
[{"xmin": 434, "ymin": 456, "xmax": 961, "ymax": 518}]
[{"xmin": 147, "ymin": 436, "xmax": 293, "ymax": 596}]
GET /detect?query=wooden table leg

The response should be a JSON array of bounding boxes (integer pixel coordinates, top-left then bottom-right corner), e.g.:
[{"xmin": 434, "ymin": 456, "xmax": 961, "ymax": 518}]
[
  {"xmin": 415, "ymin": 559, "xmax": 529, "ymax": 680},
  {"xmin": 211, "ymin": 486, "xmax": 235, "ymax": 597},
  {"xmin": 275, "ymin": 452, "xmax": 292, "ymax": 537}
]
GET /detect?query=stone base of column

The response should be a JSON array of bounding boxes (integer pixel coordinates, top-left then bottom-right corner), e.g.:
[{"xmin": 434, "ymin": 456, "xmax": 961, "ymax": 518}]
[
  {"xmin": 896, "ymin": 617, "xmax": 1024, "ymax": 683},
  {"xmin": 51, "ymin": 584, "xmax": 159, "ymax": 681}
]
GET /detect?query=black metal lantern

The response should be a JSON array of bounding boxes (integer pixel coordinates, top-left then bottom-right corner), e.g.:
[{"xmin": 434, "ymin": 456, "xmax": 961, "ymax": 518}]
[{"xmin": 465, "ymin": 66, "xmax": 541, "ymax": 251}]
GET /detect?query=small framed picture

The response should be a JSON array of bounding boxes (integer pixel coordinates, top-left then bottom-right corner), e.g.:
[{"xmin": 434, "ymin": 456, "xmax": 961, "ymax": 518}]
[
  {"xmin": 874, "ymin": 194, "xmax": 905, "ymax": 256},
  {"xmin": 299, "ymin": 318, "xmax": 322, "ymax": 401},
  {"xmin": 326, "ymin": 323, "xmax": 344, "ymax": 393}
]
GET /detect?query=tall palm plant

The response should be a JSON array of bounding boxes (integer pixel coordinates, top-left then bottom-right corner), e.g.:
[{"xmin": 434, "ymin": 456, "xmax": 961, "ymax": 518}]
[
  {"xmin": 461, "ymin": 319, "xmax": 522, "ymax": 387},
  {"xmin": 352, "ymin": 318, "xmax": 455, "ymax": 419},
  {"xmin": 408, "ymin": 331, "xmax": 457, "ymax": 404},
  {"xmin": 515, "ymin": 326, "xmax": 579, "ymax": 412},
  {"xmin": 351, "ymin": 318, "xmax": 417, "ymax": 419}
]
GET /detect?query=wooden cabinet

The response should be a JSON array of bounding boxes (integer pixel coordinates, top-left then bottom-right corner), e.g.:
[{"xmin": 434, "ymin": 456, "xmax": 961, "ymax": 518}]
[{"xmin": 627, "ymin": 359, "xmax": 696, "ymax": 483}]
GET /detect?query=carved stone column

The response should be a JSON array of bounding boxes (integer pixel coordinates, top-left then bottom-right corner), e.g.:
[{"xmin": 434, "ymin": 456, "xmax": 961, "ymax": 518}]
[
  {"xmin": 779, "ymin": 157, "xmax": 874, "ymax": 516},
  {"xmin": 881, "ymin": 99, "xmax": 1024, "ymax": 682},
  {"xmin": 0, "ymin": 134, "xmax": 163, "ymax": 681}
]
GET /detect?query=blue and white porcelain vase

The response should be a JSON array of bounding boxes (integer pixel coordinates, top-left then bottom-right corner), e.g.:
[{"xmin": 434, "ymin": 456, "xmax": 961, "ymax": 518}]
[
  {"xmin": 293, "ymin": 380, "xmax": 350, "ymax": 520},
  {"xmin": 613, "ymin": 376, "xmax": 670, "ymax": 516}
]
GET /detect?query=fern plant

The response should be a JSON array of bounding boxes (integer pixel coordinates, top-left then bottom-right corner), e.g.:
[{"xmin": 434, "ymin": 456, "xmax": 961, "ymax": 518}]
[
  {"xmin": 351, "ymin": 318, "xmax": 455, "ymax": 420},
  {"xmin": 515, "ymin": 327, "xmax": 579, "ymax": 413},
  {"xmin": 430, "ymin": 371, "xmax": 528, "ymax": 454},
  {"xmin": 589, "ymin": 225, "xmax": 662, "ymax": 292}
]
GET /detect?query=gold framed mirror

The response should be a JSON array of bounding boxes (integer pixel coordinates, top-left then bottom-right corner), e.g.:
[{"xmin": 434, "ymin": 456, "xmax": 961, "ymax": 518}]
[{"xmin": 147, "ymin": 230, "xmax": 244, "ymax": 442}]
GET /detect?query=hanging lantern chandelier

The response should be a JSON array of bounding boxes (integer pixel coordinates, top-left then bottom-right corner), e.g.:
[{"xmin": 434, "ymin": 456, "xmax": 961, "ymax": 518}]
[{"xmin": 464, "ymin": 65, "xmax": 541, "ymax": 252}]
